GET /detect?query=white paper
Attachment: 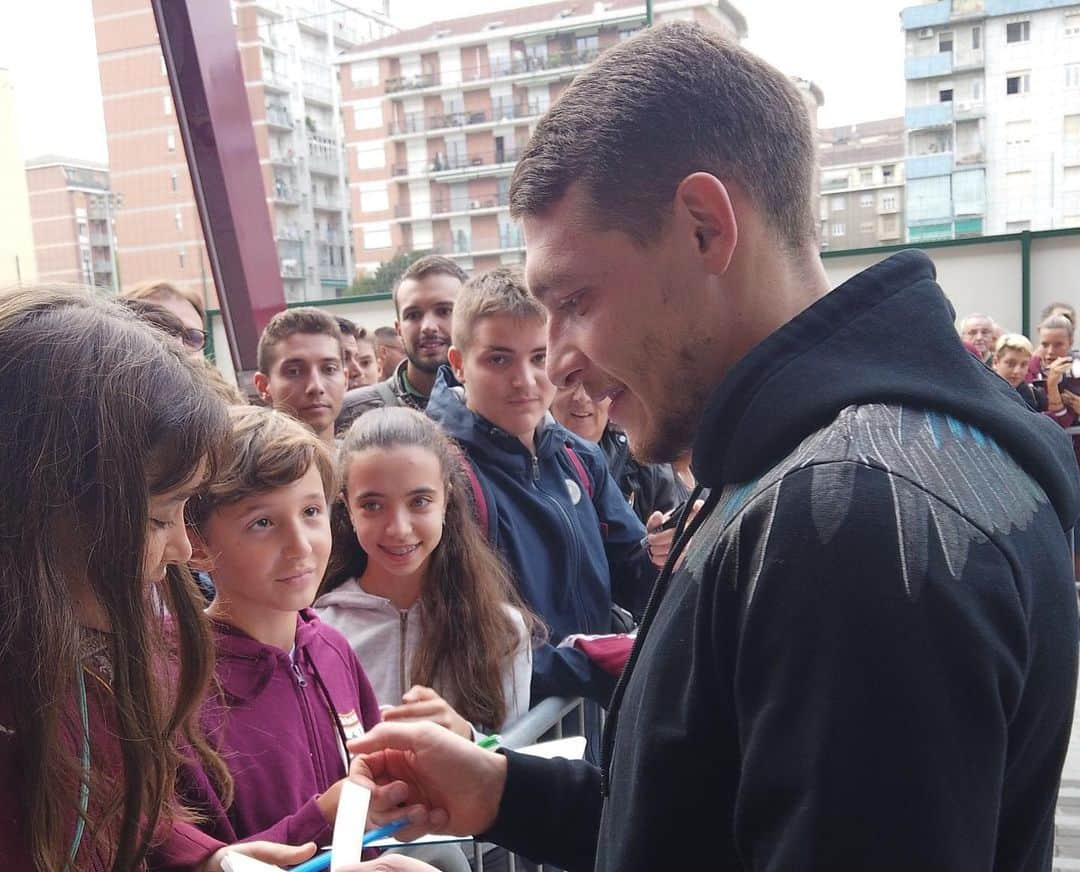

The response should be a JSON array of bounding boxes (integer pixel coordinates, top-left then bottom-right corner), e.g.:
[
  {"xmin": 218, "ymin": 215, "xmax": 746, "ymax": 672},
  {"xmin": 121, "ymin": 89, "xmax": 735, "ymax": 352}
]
[
  {"xmin": 220, "ymin": 855, "xmax": 287, "ymax": 872},
  {"xmin": 331, "ymin": 780, "xmax": 371, "ymax": 871},
  {"xmin": 515, "ymin": 735, "xmax": 587, "ymax": 760}
]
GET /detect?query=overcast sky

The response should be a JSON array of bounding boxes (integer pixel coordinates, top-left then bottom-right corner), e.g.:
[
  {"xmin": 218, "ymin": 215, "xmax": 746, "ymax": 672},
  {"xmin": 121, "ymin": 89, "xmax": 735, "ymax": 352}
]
[{"xmin": 0, "ymin": 0, "xmax": 907, "ymax": 165}]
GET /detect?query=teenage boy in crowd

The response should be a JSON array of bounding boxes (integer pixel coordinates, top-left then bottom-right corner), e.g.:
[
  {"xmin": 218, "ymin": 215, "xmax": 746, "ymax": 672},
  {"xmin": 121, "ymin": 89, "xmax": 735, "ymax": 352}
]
[
  {"xmin": 336, "ymin": 317, "xmax": 380, "ymax": 390},
  {"xmin": 351, "ymin": 22, "xmax": 1080, "ymax": 872},
  {"xmin": 373, "ymin": 325, "xmax": 407, "ymax": 379},
  {"xmin": 338, "ymin": 256, "xmax": 465, "ymax": 430},
  {"xmin": 425, "ymin": 268, "xmax": 655, "ymax": 706},
  {"xmin": 255, "ymin": 307, "xmax": 346, "ymax": 447}
]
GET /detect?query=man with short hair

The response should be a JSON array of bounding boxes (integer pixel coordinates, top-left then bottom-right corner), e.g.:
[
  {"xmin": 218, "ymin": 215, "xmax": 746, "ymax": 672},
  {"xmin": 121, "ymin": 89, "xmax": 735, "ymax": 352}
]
[
  {"xmin": 373, "ymin": 325, "xmax": 406, "ymax": 379},
  {"xmin": 254, "ymin": 307, "xmax": 346, "ymax": 446},
  {"xmin": 352, "ymin": 22, "xmax": 1080, "ymax": 872},
  {"xmin": 337, "ymin": 255, "xmax": 465, "ymax": 430},
  {"xmin": 959, "ymin": 312, "xmax": 999, "ymax": 363},
  {"xmin": 335, "ymin": 317, "xmax": 379, "ymax": 390}
]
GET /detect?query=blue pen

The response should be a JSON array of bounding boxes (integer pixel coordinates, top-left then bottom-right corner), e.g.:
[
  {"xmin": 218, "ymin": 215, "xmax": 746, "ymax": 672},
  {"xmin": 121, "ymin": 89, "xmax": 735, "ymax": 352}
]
[{"xmin": 289, "ymin": 818, "xmax": 410, "ymax": 872}]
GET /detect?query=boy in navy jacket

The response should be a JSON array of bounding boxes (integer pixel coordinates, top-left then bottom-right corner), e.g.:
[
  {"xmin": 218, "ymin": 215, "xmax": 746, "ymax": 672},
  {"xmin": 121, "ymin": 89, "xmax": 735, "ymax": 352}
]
[{"xmin": 426, "ymin": 268, "xmax": 655, "ymax": 705}]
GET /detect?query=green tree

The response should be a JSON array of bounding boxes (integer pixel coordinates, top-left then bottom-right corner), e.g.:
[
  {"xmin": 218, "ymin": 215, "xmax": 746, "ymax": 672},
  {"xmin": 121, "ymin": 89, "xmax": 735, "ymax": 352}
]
[{"xmin": 349, "ymin": 249, "xmax": 431, "ymax": 296}]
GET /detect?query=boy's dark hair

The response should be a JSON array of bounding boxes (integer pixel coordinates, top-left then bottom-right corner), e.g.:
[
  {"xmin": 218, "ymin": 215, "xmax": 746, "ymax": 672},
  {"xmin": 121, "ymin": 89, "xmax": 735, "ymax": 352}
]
[
  {"xmin": 509, "ymin": 21, "xmax": 818, "ymax": 251},
  {"xmin": 335, "ymin": 316, "xmax": 371, "ymax": 343},
  {"xmin": 392, "ymin": 255, "xmax": 467, "ymax": 313},
  {"xmin": 257, "ymin": 307, "xmax": 343, "ymax": 374}
]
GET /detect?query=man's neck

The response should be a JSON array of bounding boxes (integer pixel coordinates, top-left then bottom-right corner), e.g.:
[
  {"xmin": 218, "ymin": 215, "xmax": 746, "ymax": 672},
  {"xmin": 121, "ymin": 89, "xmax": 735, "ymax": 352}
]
[
  {"xmin": 405, "ymin": 362, "xmax": 437, "ymax": 397},
  {"xmin": 206, "ymin": 596, "xmax": 298, "ymax": 652}
]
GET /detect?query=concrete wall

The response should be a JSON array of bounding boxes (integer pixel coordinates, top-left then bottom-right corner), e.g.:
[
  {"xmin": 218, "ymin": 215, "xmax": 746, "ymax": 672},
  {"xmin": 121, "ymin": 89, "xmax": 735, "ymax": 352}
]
[{"xmin": 823, "ymin": 231, "xmax": 1080, "ymax": 335}]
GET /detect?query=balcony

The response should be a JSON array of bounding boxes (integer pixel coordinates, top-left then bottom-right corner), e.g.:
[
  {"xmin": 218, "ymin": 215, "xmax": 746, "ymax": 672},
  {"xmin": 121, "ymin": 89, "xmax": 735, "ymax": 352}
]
[
  {"xmin": 906, "ymin": 151, "xmax": 954, "ymax": 179},
  {"xmin": 263, "ymin": 67, "xmax": 291, "ymax": 92},
  {"xmin": 432, "ymin": 194, "xmax": 510, "ymax": 217},
  {"xmin": 89, "ymin": 231, "xmax": 111, "ymax": 247},
  {"xmin": 87, "ymin": 203, "xmax": 108, "ymax": 219},
  {"xmin": 266, "ymin": 104, "xmax": 294, "ymax": 129},
  {"xmin": 319, "ymin": 263, "xmax": 349, "ymax": 282},
  {"xmin": 271, "ymin": 180, "xmax": 301, "ymax": 204},
  {"xmin": 905, "ymin": 51, "xmax": 953, "ymax": 80},
  {"xmin": 302, "ymin": 79, "xmax": 333, "ymax": 105},
  {"xmin": 954, "ymin": 148, "xmax": 986, "ymax": 166},
  {"xmin": 877, "ymin": 197, "xmax": 901, "ymax": 215},
  {"xmin": 906, "ymin": 102, "xmax": 953, "ymax": 130},
  {"xmin": 92, "ymin": 258, "xmax": 112, "ymax": 273},
  {"xmin": 312, "ymin": 194, "xmax": 344, "ymax": 211},
  {"xmin": 269, "ymin": 152, "xmax": 296, "ymax": 168},
  {"xmin": 439, "ymin": 228, "xmax": 524, "ymax": 258},
  {"xmin": 385, "ymin": 49, "xmax": 600, "ymax": 95},
  {"xmin": 392, "ymin": 148, "xmax": 521, "ymax": 180},
  {"xmin": 901, "ymin": 1, "xmax": 950, "ymax": 29},
  {"xmin": 1064, "ymin": 141, "xmax": 1080, "ymax": 166},
  {"xmin": 280, "ymin": 259, "xmax": 303, "ymax": 279},
  {"xmin": 954, "ymin": 99, "xmax": 985, "ymax": 121},
  {"xmin": 307, "ymin": 135, "xmax": 340, "ymax": 175},
  {"xmin": 953, "ymin": 47, "xmax": 984, "ymax": 70},
  {"xmin": 389, "ymin": 102, "xmax": 542, "ymax": 138}
]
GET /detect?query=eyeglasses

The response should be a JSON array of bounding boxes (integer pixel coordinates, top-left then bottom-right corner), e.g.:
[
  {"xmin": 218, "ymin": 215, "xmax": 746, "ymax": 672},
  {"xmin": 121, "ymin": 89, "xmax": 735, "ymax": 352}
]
[{"xmin": 181, "ymin": 328, "xmax": 207, "ymax": 351}]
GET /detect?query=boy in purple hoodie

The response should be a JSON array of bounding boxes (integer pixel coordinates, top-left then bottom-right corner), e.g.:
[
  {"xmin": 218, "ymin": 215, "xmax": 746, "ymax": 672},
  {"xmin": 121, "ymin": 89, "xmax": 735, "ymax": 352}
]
[{"xmin": 179, "ymin": 405, "xmax": 382, "ymax": 848}]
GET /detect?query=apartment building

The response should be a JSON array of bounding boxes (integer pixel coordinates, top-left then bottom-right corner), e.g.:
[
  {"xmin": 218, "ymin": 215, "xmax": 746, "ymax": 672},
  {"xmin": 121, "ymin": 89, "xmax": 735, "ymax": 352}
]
[
  {"xmin": 0, "ymin": 68, "xmax": 37, "ymax": 286},
  {"xmin": 90, "ymin": 0, "xmax": 391, "ymax": 305},
  {"xmin": 902, "ymin": 0, "xmax": 1080, "ymax": 241},
  {"xmin": 24, "ymin": 156, "xmax": 118, "ymax": 291},
  {"xmin": 818, "ymin": 117, "xmax": 907, "ymax": 250},
  {"xmin": 337, "ymin": 0, "xmax": 748, "ymax": 276}
]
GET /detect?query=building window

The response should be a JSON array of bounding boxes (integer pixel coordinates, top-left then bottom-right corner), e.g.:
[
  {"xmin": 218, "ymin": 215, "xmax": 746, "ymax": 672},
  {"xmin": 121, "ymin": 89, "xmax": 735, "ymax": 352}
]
[
  {"xmin": 881, "ymin": 214, "xmax": 898, "ymax": 237},
  {"xmin": 831, "ymin": 223, "xmax": 845, "ymax": 237},
  {"xmin": 163, "ymin": 94, "xmax": 171, "ymax": 116},
  {"xmin": 170, "ymin": 171, "xmax": 178, "ymax": 192},
  {"xmin": 1006, "ymin": 72, "xmax": 1030, "ymax": 95},
  {"xmin": 178, "ymin": 249, "xmax": 186, "ymax": 270},
  {"xmin": 860, "ymin": 221, "xmax": 875, "ymax": 234},
  {"xmin": 575, "ymin": 34, "xmax": 598, "ymax": 56},
  {"xmin": 882, "ymin": 164, "xmax": 895, "ymax": 182},
  {"xmin": 1006, "ymin": 21, "xmax": 1030, "ymax": 43},
  {"xmin": 167, "ymin": 132, "xmax": 176, "ymax": 151},
  {"xmin": 174, "ymin": 210, "xmax": 182, "ymax": 230},
  {"xmin": 880, "ymin": 192, "xmax": 898, "ymax": 211},
  {"xmin": 831, "ymin": 195, "xmax": 846, "ymax": 211},
  {"xmin": 939, "ymin": 32, "xmax": 953, "ymax": 53},
  {"xmin": 1067, "ymin": 13, "xmax": 1080, "ymax": 37},
  {"xmin": 939, "ymin": 88, "xmax": 953, "ymax": 102},
  {"xmin": 972, "ymin": 79, "xmax": 983, "ymax": 101},
  {"xmin": 860, "ymin": 193, "xmax": 874, "ymax": 208},
  {"xmin": 1067, "ymin": 64, "xmax": 1080, "ymax": 90},
  {"xmin": 859, "ymin": 168, "xmax": 873, "ymax": 186},
  {"xmin": 972, "ymin": 26, "xmax": 981, "ymax": 49}
]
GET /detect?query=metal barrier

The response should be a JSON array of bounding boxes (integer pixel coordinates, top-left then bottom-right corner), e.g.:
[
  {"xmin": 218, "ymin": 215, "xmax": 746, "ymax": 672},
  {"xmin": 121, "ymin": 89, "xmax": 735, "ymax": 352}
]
[{"xmin": 466, "ymin": 696, "xmax": 588, "ymax": 872}]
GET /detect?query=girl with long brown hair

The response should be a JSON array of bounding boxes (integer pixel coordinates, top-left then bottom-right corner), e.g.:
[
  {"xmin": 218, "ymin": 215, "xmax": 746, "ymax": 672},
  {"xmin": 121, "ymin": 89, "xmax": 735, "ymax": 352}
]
[
  {"xmin": 0, "ymin": 286, "xmax": 316, "ymax": 871},
  {"xmin": 315, "ymin": 407, "xmax": 542, "ymax": 737}
]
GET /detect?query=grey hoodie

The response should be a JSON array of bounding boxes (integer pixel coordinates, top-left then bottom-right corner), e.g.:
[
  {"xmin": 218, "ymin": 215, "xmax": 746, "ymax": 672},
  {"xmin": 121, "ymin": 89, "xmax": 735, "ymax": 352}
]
[{"xmin": 314, "ymin": 578, "xmax": 532, "ymax": 732}]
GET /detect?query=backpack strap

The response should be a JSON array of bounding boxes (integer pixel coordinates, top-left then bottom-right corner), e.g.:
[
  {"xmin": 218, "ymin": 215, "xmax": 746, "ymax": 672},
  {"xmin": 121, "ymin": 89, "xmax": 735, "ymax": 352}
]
[
  {"xmin": 374, "ymin": 379, "xmax": 399, "ymax": 408},
  {"xmin": 562, "ymin": 443, "xmax": 594, "ymax": 500},
  {"xmin": 453, "ymin": 447, "xmax": 498, "ymax": 542}
]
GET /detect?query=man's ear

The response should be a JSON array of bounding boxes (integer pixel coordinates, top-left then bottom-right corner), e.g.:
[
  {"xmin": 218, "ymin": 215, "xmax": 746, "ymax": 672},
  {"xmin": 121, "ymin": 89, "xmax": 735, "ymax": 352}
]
[
  {"xmin": 448, "ymin": 345, "xmax": 466, "ymax": 383},
  {"xmin": 253, "ymin": 371, "xmax": 271, "ymax": 404},
  {"xmin": 673, "ymin": 172, "xmax": 738, "ymax": 276},
  {"xmin": 186, "ymin": 525, "xmax": 216, "ymax": 573}
]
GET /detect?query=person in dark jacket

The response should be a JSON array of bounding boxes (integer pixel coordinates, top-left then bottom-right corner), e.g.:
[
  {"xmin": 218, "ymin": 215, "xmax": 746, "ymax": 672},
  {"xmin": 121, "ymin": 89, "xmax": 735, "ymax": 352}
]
[
  {"xmin": 427, "ymin": 270, "xmax": 654, "ymax": 708},
  {"xmin": 350, "ymin": 23, "xmax": 1080, "ymax": 872},
  {"xmin": 550, "ymin": 381, "xmax": 679, "ymax": 526}
]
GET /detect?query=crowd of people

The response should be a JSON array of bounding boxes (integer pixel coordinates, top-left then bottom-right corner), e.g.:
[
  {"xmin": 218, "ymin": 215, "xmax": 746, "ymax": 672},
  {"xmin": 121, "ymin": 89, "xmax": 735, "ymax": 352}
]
[{"xmin": 2, "ymin": 20, "xmax": 1079, "ymax": 872}]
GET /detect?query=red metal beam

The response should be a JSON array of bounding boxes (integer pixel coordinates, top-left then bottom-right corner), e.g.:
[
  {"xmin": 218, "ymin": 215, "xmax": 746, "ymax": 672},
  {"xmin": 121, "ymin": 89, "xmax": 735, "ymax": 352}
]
[{"xmin": 152, "ymin": 0, "xmax": 285, "ymax": 386}]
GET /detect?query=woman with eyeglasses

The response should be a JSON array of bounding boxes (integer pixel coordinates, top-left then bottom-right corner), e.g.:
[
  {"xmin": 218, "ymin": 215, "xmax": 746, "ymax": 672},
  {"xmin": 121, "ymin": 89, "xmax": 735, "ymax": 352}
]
[{"xmin": 120, "ymin": 280, "xmax": 207, "ymax": 359}]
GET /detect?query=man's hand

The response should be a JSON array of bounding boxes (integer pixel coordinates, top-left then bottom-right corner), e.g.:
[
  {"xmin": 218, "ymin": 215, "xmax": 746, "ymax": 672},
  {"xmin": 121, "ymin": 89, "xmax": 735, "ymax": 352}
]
[
  {"xmin": 1062, "ymin": 389, "xmax": 1080, "ymax": 415},
  {"xmin": 202, "ymin": 840, "xmax": 316, "ymax": 871},
  {"xmin": 381, "ymin": 686, "xmax": 473, "ymax": 739},
  {"xmin": 347, "ymin": 721, "xmax": 507, "ymax": 841}
]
